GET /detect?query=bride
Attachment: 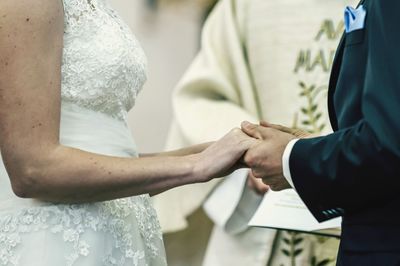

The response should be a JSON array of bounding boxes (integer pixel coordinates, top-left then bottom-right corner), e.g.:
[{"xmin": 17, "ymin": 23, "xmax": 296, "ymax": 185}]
[{"xmin": 0, "ymin": 0, "xmax": 255, "ymax": 265}]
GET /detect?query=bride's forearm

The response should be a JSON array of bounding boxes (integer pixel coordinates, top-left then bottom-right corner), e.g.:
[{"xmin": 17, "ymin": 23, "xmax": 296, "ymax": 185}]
[
  {"xmin": 140, "ymin": 142, "xmax": 213, "ymax": 158},
  {"xmin": 5, "ymin": 128, "xmax": 252, "ymax": 203},
  {"xmin": 11, "ymin": 144, "xmax": 205, "ymax": 203}
]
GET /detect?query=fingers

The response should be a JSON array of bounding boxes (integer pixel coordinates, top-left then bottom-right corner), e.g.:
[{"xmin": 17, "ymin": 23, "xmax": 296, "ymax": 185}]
[
  {"xmin": 261, "ymin": 175, "xmax": 291, "ymax": 191},
  {"xmin": 241, "ymin": 121, "xmax": 263, "ymax": 139},
  {"xmin": 260, "ymin": 120, "xmax": 314, "ymax": 139},
  {"xmin": 247, "ymin": 172, "xmax": 269, "ymax": 195},
  {"xmin": 229, "ymin": 128, "xmax": 258, "ymax": 151},
  {"xmin": 259, "ymin": 121, "xmax": 271, "ymax": 127},
  {"xmin": 219, "ymin": 129, "xmax": 256, "ymax": 164},
  {"xmin": 260, "ymin": 121, "xmax": 295, "ymax": 135}
]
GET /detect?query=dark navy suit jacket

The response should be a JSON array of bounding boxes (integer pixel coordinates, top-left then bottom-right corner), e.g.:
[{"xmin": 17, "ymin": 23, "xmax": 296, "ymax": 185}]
[{"xmin": 289, "ymin": 0, "xmax": 400, "ymax": 264}]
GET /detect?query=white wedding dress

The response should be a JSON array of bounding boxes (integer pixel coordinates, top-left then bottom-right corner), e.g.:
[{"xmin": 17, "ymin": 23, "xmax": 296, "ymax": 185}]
[{"xmin": 0, "ymin": 0, "xmax": 167, "ymax": 265}]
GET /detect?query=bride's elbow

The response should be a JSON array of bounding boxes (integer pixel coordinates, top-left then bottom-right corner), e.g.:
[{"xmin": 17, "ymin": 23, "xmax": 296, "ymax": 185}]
[
  {"xmin": 10, "ymin": 167, "xmax": 38, "ymax": 198},
  {"xmin": 5, "ymin": 145, "xmax": 63, "ymax": 199},
  {"xmin": 11, "ymin": 180, "xmax": 31, "ymax": 198},
  {"xmin": 9, "ymin": 163, "xmax": 46, "ymax": 199}
]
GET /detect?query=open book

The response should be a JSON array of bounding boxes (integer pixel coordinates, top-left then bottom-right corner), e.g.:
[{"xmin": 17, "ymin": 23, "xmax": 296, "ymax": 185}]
[{"xmin": 249, "ymin": 189, "xmax": 341, "ymax": 238}]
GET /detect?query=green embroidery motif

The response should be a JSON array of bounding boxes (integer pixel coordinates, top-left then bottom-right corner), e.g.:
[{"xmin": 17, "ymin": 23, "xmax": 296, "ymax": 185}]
[
  {"xmin": 278, "ymin": 231, "xmax": 335, "ymax": 266},
  {"xmin": 296, "ymin": 82, "xmax": 328, "ymax": 134},
  {"xmin": 310, "ymin": 256, "xmax": 332, "ymax": 266},
  {"xmin": 280, "ymin": 231, "xmax": 304, "ymax": 266},
  {"xmin": 277, "ymin": 231, "xmax": 337, "ymax": 266}
]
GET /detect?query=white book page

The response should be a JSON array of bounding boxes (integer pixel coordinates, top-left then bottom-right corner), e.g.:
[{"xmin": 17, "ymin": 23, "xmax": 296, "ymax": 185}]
[{"xmin": 249, "ymin": 189, "xmax": 341, "ymax": 237}]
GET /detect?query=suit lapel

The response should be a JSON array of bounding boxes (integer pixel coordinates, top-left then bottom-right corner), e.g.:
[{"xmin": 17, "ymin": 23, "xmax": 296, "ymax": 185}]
[
  {"xmin": 327, "ymin": 34, "xmax": 345, "ymax": 131},
  {"xmin": 327, "ymin": 0, "xmax": 366, "ymax": 131}
]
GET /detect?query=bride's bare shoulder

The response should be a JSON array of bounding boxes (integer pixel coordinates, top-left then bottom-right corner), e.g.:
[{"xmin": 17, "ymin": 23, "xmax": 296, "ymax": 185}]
[{"xmin": 0, "ymin": 0, "xmax": 63, "ymax": 30}]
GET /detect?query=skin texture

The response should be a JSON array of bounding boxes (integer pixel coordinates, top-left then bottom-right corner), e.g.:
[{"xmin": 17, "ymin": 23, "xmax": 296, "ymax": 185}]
[
  {"xmin": 0, "ymin": 0, "xmax": 256, "ymax": 203},
  {"xmin": 242, "ymin": 121, "xmax": 320, "ymax": 192},
  {"xmin": 241, "ymin": 121, "xmax": 296, "ymax": 191},
  {"xmin": 259, "ymin": 121, "xmax": 318, "ymax": 139}
]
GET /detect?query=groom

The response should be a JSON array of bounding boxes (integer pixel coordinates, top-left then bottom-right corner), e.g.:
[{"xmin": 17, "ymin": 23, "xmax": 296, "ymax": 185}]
[{"xmin": 242, "ymin": 0, "xmax": 400, "ymax": 265}]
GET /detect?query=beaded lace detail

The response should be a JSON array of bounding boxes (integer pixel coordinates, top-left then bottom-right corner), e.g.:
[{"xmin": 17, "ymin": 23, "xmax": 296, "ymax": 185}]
[{"xmin": 61, "ymin": 0, "xmax": 147, "ymax": 121}]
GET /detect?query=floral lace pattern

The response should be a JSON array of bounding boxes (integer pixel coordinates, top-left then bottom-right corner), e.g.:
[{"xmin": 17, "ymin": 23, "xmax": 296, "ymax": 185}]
[
  {"xmin": 0, "ymin": 196, "xmax": 166, "ymax": 266},
  {"xmin": 61, "ymin": 0, "xmax": 147, "ymax": 121},
  {"xmin": 0, "ymin": 0, "xmax": 166, "ymax": 265}
]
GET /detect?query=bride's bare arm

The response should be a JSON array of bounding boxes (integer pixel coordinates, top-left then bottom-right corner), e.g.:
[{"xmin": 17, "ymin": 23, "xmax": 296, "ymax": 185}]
[
  {"xmin": 0, "ymin": 0, "xmax": 254, "ymax": 203},
  {"xmin": 140, "ymin": 142, "xmax": 213, "ymax": 158}
]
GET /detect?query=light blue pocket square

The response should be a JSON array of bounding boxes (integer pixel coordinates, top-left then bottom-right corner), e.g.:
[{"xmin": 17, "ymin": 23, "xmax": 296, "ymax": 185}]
[{"xmin": 344, "ymin": 5, "xmax": 367, "ymax": 33}]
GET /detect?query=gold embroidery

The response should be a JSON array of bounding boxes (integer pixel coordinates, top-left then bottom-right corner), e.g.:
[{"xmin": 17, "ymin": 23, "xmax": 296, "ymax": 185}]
[
  {"xmin": 315, "ymin": 20, "xmax": 344, "ymax": 41},
  {"xmin": 294, "ymin": 49, "xmax": 336, "ymax": 73}
]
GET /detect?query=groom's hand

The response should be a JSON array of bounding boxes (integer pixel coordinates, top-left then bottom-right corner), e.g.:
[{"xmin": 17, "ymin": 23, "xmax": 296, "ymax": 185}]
[{"xmin": 241, "ymin": 121, "xmax": 295, "ymax": 191}]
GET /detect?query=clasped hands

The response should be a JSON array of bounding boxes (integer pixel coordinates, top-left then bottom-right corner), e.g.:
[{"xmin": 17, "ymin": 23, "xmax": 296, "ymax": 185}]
[
  {"xmin": 239, "ymin": 121, "xmax": 314, "ymax": 191},
  {"xmin": 198, "ymin": 120, "xmax": 315, "ymax": 191}
]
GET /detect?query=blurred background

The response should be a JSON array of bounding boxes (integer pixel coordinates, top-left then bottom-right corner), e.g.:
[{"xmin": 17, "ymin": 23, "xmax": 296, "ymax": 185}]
[{"xmin": 108, "ymin": 1, "xmax": 218, "ymax": 265}]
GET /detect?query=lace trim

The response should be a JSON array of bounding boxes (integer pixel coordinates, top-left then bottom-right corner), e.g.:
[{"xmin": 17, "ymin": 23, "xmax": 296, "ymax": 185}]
[{"xmin": 0, "ymin": 196, "xmax": 165, "ymax": 266}]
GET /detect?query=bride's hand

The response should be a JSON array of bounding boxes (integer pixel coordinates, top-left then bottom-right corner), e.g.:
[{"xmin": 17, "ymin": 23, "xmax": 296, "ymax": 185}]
[{"xmin": 193, "ymin": 128, "xmax": 257, "ymax": 182}]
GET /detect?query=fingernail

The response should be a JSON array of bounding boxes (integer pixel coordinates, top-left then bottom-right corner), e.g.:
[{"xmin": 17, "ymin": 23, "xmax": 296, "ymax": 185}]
[{"xmin": 242, "ymin": 121, "xmax": 250, "ymax": 127}]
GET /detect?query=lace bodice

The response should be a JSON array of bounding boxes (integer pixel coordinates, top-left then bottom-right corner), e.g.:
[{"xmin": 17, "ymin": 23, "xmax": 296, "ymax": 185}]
[{"xmin": 61, "ymin": 0, "xmax": 147, "ymax": 120}]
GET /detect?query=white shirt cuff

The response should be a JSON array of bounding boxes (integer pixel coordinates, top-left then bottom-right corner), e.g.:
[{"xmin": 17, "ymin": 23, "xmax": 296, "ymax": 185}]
[{"xmin": 282, "ymin": 139, "xmax": 300, "ymax": 189}]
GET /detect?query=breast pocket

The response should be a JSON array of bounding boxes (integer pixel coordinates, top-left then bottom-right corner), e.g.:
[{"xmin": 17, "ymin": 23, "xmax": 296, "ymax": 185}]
[{"xmin": 345, "ymin": 29, "xmax": 365, "ymax": 46}]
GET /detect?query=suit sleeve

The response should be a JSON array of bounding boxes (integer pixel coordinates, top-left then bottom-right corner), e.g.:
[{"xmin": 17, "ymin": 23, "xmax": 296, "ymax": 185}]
[
  {"xmin": 289, "ymin": 0, "xmax": 400, "ymax": 222},
  {"xmin": 172, "ymin": 0, "xmax": 259, "ymax": 144}
]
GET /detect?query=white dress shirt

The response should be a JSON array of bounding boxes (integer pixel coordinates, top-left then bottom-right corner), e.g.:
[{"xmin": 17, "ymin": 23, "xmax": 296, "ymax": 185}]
[{"xmin": 282, "ymin": 139, "xmax": 300, "ymax": 189}]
